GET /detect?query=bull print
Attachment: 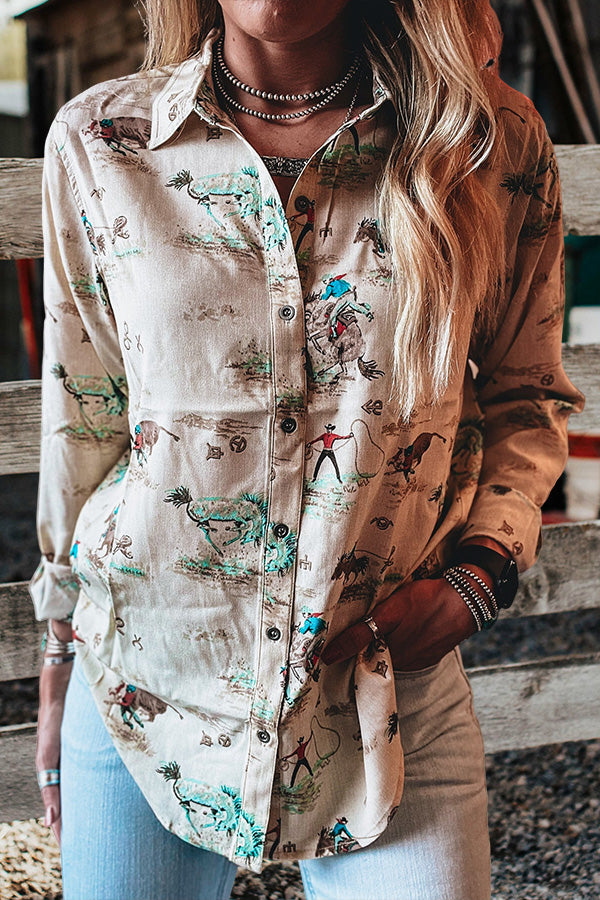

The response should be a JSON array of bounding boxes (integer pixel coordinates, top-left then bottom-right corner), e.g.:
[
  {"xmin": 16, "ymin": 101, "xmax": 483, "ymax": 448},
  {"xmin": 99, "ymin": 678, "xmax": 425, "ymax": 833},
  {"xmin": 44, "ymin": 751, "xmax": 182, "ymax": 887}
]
[
  {"xmin": 387, "ymin": 432, "xmax": 447, "ymax": 481},
  {"xmin": 106, "ymin": 681, "xmax": 183, "ymax": 730},
  {"xmin": 133, "ymin": 420, "xmax": 180, "ymax": 465},
  {"xmin": 84, "ymin": 117, "xmax": 152, "ymax": 156}
]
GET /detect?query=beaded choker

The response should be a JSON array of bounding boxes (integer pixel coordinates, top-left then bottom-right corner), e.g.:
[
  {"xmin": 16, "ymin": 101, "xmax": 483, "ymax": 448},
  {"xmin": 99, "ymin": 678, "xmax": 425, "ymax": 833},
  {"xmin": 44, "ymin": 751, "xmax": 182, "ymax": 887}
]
[{"xmin": 213, "ymin": 35, "xmax": 363, "ymax": 123}]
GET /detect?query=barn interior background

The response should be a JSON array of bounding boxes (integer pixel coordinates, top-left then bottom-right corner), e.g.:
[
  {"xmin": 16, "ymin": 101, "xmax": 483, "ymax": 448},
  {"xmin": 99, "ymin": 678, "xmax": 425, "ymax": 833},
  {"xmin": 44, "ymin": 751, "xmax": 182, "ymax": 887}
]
[{"xmin": 0, "ymin": 1, "xmax": 599, "ymax": 898}]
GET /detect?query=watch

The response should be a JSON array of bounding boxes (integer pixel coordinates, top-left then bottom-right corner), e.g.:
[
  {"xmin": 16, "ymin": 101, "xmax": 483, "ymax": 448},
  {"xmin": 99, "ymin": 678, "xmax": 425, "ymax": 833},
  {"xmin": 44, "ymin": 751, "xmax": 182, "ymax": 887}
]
[{"xmin": 452, "ymin": 545, "xmax": 519, "ymax": 609}]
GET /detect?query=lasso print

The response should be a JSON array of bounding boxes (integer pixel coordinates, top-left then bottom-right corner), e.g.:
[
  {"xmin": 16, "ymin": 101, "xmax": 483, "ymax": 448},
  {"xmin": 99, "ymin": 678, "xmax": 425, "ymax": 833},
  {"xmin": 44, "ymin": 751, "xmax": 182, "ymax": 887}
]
[
  {"xmin": 277, "ymin": 715, "xmax": 342, "ymax": 815},
  {"xmin": 306, "ymin": 418, "xmax": 386, "ymax": 485}
]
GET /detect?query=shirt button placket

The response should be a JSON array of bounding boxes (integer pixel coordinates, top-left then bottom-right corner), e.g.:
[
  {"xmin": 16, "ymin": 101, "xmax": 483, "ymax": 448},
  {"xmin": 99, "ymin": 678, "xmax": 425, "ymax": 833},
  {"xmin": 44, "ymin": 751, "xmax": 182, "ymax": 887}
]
[{"xmin": 239, "ymin": 179, "xmax": 309, "ymax": 864}]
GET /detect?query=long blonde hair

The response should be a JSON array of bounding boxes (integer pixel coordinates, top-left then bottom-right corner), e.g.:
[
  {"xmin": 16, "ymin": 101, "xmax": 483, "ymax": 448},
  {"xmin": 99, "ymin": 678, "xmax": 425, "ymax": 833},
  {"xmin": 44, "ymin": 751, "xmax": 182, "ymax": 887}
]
[{"xmin": 139, "ymin": 0, "xmax": 505, "ymax": 419}]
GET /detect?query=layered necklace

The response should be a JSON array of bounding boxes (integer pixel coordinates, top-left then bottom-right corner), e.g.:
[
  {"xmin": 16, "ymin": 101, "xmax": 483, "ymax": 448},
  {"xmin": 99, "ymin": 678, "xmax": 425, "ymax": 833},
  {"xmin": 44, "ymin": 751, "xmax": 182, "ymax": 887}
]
[{"xmin": 212, "ymin": 36, "xmax": 365, "ymax": 178}]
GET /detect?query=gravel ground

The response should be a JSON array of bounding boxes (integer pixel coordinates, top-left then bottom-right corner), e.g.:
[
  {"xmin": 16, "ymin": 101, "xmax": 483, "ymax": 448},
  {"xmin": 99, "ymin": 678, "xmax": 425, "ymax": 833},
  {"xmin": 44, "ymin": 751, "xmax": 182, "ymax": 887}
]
[{"xmin": 1, "ymin": 473, "xmax": 599, "ymax": 899}]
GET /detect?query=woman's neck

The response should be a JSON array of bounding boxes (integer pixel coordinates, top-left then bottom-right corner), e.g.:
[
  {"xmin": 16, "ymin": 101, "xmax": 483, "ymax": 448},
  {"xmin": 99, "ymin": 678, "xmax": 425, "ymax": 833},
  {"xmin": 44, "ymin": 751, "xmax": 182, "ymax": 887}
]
[
  {"xmin": 215, "ymin": 8, "xmax": 370, "ymax": 209},
  {"xmin": 220, "ymin": 15, "xmax": 356, "ymax": 106}
]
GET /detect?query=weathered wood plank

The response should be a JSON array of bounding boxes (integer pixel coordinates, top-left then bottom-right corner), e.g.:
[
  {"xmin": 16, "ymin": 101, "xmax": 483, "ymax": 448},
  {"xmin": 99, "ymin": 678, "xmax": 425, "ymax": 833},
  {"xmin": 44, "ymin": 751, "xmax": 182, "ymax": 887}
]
[
  {"xmin": 0, "ymin": 344, "xmax": 597, "ymax": 476},
  {"xmin": 0, "ymin": 723, "xmax": 43, "ymax": 822},
  {"xmin": 0, "ymin": 159, "xmax": 43, "ymax": 260},
  {"xmin": 1, "ymin": 653, "xmax": 598, "ymax": 821},
  {"xmin": 562, "ymin": 344, "xmax": 600, "ymax": 435},
  {"xmin": 0, "ymin": 583, "xmax": 46, "ymax": 681},
  {"xmin": 0, "ymin": 145, "xmax": 599, "ymax": 259},
  {"xmin": 0, "ymin": 381, "xmax": 41, "ymax": 475},
  {"xmin": 470, "ymin": 653, "xmax": 600, "ymax": 753},
  {"xmin": 555, "ymin": 144, "xmax": 600, "ymax": 236},
  {"xmin": 507, "ymin": 519, "xmax": 600, "ymax": 618},
  {"xmin": 2, "ymin": 519, "xmax": 599, "ymax": 680}
]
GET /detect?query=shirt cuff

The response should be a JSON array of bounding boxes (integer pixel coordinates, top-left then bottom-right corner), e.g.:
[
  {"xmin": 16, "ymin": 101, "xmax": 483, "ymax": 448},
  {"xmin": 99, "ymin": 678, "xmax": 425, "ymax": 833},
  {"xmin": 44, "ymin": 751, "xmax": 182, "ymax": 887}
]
[
  {"xmin": 28, "ymin": 556, "xmax": 80, "ymax": 622},
  {"xmin": 458, "ymin": 484, "xmax": 542, "ymax": 573}
]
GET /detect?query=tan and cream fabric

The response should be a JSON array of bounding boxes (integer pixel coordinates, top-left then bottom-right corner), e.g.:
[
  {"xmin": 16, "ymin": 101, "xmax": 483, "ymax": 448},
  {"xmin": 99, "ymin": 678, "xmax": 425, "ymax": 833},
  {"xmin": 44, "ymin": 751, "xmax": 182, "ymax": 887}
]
[{"xmin": 30, "ymin": 30, "xmax": 583, "ymax": 872}]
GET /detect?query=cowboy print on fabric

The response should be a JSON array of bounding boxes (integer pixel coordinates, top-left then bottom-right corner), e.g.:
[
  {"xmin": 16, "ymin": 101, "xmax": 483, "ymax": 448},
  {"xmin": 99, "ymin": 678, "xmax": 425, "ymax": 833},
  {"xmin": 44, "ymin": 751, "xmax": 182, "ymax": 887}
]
[{"xmin": 31, "ymin": 30, "xmax": 584, "ymax": 872}]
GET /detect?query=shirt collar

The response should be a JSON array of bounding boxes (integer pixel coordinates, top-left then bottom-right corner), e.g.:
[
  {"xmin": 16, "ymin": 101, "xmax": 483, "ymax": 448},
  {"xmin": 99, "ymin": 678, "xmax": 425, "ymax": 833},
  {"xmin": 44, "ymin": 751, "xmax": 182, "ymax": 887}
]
[
  {"xmin": 148, "ymin": 29, "xmax": 392, "ymax": 151},
  {"xmin": 148, "ymin": 29, "xmax": 222, "ymax": 150}
]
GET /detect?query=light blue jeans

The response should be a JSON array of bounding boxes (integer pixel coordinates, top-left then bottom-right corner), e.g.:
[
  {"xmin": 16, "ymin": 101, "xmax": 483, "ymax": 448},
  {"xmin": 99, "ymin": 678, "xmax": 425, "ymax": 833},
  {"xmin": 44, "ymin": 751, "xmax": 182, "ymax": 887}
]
[{"xmin": 60, "ymin": 646, "xmax": 490, "ymax": 900}]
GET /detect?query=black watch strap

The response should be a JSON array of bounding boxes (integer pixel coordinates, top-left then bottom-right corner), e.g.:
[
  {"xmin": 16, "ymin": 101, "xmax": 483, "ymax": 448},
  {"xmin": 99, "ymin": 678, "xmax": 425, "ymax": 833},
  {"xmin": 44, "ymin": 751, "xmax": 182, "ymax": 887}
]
[{"xmin": 452, "ymin": 545, "xmax": 519, "ymax": 609}]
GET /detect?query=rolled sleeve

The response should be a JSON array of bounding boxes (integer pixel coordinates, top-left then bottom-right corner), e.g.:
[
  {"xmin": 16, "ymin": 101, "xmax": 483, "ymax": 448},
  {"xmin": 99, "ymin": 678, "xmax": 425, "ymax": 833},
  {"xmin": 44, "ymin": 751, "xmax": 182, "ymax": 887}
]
[
  {"xmin": 460, "ymin": 117, "xmax": 585, "ymax": 571},
  {"xmin": 29, "ymin": 557, "xmax": 81, "ymax": 623},
  {"xmin": 29, "ymin": 118, "xmax": 130, "ymax": 621}
]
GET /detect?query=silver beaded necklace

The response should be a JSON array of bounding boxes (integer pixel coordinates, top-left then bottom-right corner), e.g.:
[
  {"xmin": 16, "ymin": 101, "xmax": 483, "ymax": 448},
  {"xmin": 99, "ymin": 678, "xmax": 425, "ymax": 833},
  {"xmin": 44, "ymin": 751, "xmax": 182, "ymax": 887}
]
[
  {"xmin": 224, "ymin": 76, "xmax": 364, "ymax": 178},
  {"xmin": 213, "ymin": 35, "xmax": 362, "ymax": 123},
  {"xmin": 212, "ymin": 42, "xmax": 366, "ymax": 179},
  {"xmin": 215, "ymin": 35, "xmax": 361, "ymax": 104},
  {"xmin": 259, "ymin": 73, "xmax": 364, "ymax": 178}
]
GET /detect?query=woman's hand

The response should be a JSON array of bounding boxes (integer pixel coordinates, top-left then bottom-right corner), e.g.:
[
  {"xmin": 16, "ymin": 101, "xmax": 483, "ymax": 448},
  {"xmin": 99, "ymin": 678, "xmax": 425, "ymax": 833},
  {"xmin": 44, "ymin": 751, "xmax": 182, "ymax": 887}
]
[
  {"xmin": 320, "ymin": 566, "xmax": 493, "ymax": 671},
  {"xmin": 35, "ymin": 620, "xmax": 73, "ymax": 847}
]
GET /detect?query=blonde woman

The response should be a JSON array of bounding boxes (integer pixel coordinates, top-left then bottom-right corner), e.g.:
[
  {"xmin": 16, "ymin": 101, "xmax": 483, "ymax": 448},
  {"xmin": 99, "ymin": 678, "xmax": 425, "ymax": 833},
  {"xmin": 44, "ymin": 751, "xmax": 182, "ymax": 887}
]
[{"xmin": 32, "ymin": 1, "xmax": 584, "ymax": 898}]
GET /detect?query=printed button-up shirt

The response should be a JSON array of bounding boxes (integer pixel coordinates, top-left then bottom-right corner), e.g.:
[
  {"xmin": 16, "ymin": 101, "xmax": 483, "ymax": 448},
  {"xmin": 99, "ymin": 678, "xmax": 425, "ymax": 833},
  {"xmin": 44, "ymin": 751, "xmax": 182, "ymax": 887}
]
[{"xmin": 30, "ymin": 30, "xmax": 584, "ymax": 871}]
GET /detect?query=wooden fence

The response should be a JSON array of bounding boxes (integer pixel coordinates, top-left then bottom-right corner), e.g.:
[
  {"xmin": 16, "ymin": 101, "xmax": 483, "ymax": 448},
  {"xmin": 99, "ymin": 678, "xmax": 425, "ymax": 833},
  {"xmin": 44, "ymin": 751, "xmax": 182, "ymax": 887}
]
[{"xmin": 0, "ymin": 149, "xmax": 599, "ymax": 822}]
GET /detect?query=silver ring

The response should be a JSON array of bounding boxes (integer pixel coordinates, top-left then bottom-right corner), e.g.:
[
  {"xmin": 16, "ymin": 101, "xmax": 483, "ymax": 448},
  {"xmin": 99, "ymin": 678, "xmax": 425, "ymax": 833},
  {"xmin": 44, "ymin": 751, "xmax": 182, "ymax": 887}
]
[
  {"xmin": 37, "ymin": 769, "xmax": 60, "ymax": 789},
  {"xmin": 363, "ymin": 615, "xmax": 385, "ymax": 644}
]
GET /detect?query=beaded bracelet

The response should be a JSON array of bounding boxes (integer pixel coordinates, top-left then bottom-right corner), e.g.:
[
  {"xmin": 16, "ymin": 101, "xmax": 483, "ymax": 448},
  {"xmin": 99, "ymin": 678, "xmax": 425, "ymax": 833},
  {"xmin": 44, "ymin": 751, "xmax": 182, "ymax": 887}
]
[
  {"xmin": 450, "ymin": 567, "xmax": 498, "ymax": 630},
  {"xmin": 444, "ymin": 569, "xmax": 485, "ymax": 631},
  {"xmin": 446, "ymin": 568, "xmax": 497, "ymax": 630},
  {"xmin": 451, "ymin": 565, "xmax": 499, "ymax": 618}
]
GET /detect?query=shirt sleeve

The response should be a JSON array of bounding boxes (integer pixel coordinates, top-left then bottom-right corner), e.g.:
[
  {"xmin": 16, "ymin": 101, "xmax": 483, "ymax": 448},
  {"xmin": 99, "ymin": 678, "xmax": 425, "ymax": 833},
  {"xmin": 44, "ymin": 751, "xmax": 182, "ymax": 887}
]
[
  {"xmin": 28, "ymin": 118, "xmax": 130, "ymax": 621},
  {"xmin": 459, "ymin": 115, "xmax": 585, "ymax": 572}
]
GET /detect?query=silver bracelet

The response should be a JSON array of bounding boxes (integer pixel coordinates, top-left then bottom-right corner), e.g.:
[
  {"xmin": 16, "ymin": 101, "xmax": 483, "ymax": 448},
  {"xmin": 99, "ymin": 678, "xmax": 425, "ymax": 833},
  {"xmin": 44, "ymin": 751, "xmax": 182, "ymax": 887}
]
[
  {"xmin": 446, "ymin": 568, "xmax": 497, "ymax": 625},
  {"xmin": 41, "ymin": 619, "xmax": 75, "ymax": 655},
  {"xmin": 449, "ymin": 566, "xmax": 499, "ymax": 618},
  {"xmin": 444, "ymin": 570, "xmax": 483, "ymax": 631},
  {"xmin": 446, "ymin": 568, "xmax": 496, "ymax": 628},
  {"xmin": 445, "ymin": 569, "xmax": 499, "ymax": 632}
]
